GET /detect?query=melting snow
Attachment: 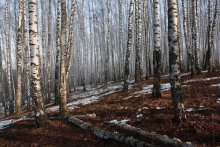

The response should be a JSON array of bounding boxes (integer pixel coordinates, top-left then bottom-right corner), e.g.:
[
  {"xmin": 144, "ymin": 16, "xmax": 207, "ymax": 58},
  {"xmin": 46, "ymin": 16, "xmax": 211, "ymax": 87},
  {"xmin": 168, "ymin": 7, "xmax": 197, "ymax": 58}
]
[
  {"xmin": 136, "ymin": 114, "xmax": 143, "ymax": 118},
  {"xmin": 47, "ymin": 83, "xmax": 123, "ymax": 113},
  {"xmin": 210, "ymin": 83, "xmax": 220, "ymax": 88},
  {"xmin": 186, "ymin": 108, "xmax": 194, "ymax": 112},
  {"xmin": 0, "ymin": 116, "xmax": 28, "ymax": 131},
  {"xmin": 217, "ymin": 98, "xmax": 220, "ymax": 104},
  {"xmin": 109, "ymin": 119, "xmax": 130, "ymax": 124},
  {"xmin": 184, "ymin": 77, "xmax": 220, "ymax": 84}
]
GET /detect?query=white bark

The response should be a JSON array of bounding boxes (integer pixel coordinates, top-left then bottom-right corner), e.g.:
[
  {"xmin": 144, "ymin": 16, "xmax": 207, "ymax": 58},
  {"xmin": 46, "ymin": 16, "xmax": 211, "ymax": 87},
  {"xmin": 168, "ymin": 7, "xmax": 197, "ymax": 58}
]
[{"xmin": 29, "ymin": 0, "xmax": 47, "ymax": 127}]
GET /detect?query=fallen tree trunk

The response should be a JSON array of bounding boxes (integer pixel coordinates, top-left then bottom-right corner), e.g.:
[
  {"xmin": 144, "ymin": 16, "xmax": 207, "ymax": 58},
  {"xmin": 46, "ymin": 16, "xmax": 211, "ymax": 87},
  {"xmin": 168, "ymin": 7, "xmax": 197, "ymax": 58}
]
[
  {"xmin": 63, "ymin": 114, "xmax": 154, "ymax": 147},
  {"xmin": 113, "ymin": 123, "xmax": 193, "ymax": 147}
]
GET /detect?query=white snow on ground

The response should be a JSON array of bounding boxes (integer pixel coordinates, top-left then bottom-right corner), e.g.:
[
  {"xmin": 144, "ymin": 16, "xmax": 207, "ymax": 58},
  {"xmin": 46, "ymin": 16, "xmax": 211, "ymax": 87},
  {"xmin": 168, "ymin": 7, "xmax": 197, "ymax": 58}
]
[
  {"xmin": 0, "ymin": 116, "xmax": 28, "ymax": 131},
  {"xmin": 161, "ymin": 83, "xmax": 171, "ymax": 90},
  {"xmin": 210, "ymin": 83, "xmax": 220, "ymax": 88},
  {"xmin": 134, "ymin": 83, "xmax": 171, "ymax": 95},
  {"xmin": 47, "ymin": 83, "xmax": 123, "ymax": 113},
  {"xmin": 217, "ymin": 98, "xmax": 220, "ymax": 104},
  {"xmin": 108, "ymin": 119, "xmax": 130, "ymax": 124},
  {"xmin": 184, "ymin": 77, "xmax": 220, "ymax": 84},
  {"xmin": 185, "ymin": 108, "xmax": 195, "ymax": 112}
]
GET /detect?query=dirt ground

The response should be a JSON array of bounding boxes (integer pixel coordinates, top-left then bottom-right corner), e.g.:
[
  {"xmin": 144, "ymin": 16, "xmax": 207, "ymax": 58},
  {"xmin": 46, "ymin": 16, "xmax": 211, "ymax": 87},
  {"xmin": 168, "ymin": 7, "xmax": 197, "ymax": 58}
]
[
  {"xmin": 0, "ymin": 71, "xmax": 219, "ymax": 147},
  {"xmin": 70, "ymin": 72, "xmax": 220, "ymax": 147}
]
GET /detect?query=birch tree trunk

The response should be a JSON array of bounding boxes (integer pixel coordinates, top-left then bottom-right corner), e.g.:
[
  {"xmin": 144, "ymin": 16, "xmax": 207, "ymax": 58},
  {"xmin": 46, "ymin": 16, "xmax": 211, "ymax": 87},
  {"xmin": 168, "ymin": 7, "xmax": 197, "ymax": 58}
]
[
  {"xmin": 55, "ymin": 0, "xmax": 61, "ymax": 105},
  {"xmin": 24, "ymin": 0, "xmax": 31, "ymax": 111},
  {"xmin": 206, "ymin": 0, "xmax": 213, "ymax": 73},
  {"xmin": 192, "ymin": 0, "xmax": 201, "ymax": 74},
  {"xmin": 66, "ymin": 0, "xmax": 77, "ymax": 95},
  {"xmin": 46, "ymin": 0, "xmax": 52, "ymax": 103},
  {"xmin": 206, "ymin": 0, "xmax": 219, "ymax": 72},
  {"xmin": 5, "ymin": 0, "xmax": 14, "ymax": 114},
  {"xmin": 152, "ymin": 0, "xmax": 162, "ymax": 98},
  {"xmin": 15, "ymin": 0, "xmax": 24, "ymax": 115},
  {"xmin": 123, "ymin": 0, "xmax": 134, "ymax": 91},
  {"xmin": 135, "ymin": 0, "xmax": 143, "ymax": 83},
  {"xmin": 118, "ymin": 0, "xmax": 124, "ymax": 80},
  {"xmin": 59, "ymin": 0, "xmax": 68, "ymax": 115},
  {"xmin": 144, "ymin": 0, "xmax": 149, "ymax": 80},
  {"xmin": 182, "ymin": 0, "xmax": 191, "ymax": 72},
  {"xmin": 105, "ymin": 0, "xmax": 111, "ymax": 83},
  {"xmin": 66, "ymin": 0, "xmax": 77, "ymax": 81},
  {"xmin": 29, "ymin": 0, "xmax": 48, "ymax": 127},
  {"xmin": 168, "ymin": 0, "xmax": 187, "ymax": 123},
  {"xmin": 81, "ymin": 0, "xmax": 86, "ymax": 91}
]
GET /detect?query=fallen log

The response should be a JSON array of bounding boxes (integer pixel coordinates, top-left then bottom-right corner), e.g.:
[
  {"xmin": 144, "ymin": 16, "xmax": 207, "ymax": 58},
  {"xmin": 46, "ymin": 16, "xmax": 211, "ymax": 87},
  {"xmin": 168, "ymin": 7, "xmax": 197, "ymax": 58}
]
[
  {"xmin": 113, "ymin": 123, "xmax": 193, "ymax": 147},
  {"xmin": 63, "ymin": 114, "xmax": 155, "ymax": 147}
]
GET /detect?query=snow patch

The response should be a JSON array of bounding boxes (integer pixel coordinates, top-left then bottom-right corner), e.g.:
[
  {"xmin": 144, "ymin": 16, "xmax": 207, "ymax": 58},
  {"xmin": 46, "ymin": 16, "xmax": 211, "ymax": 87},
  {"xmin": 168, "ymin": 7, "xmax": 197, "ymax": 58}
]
[
  {"xmin": 185, "ymin": 108, "xmax": 194, "ymax": 112},
  {"xmin": 217, "ymin": 98, "xmax": 220, "ymax": 104},
  {"xmin": 0, "ymin": 116, "xmax": 28, "ymax": 130},
  {"xmin": 47, "ymin": 84, "xmax": 122, "ymax": 113},
  {"xmin": 161, "ymin": 83, "xmax": 170, "ymax": 90},
  {"xmin": 184, "ymin": 77, "xmax": 220, "ymax": 84},
  {"xmin": 109, "ymin": 119, "xmax": 130, "ymax": 125},
  {"xmin": 210, "ymin": 83, "xmax": 220, "ymax": 88},
  {"xmin": 136, "ymin": 114, "xmax": 143, "ymax": 118}
]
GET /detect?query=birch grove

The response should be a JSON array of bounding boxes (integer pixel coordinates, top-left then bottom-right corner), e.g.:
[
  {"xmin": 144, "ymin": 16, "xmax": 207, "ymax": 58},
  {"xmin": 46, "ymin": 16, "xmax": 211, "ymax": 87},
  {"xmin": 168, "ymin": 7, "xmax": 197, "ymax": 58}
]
[{"xmin": 0, "ymin": 0, "xmax": 219, "ymax": 126}]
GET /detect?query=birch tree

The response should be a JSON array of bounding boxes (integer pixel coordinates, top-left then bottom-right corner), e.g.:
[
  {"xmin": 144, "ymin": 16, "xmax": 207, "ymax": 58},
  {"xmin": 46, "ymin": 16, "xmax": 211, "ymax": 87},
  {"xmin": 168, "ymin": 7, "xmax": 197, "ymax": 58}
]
[
  {"xmin": 29, "ymin": 0, "xmax": 48, "ymax": 127},
  {"xmin": 168, "ymin": 0, "xmax": 186, "ymax": 123},
  {"xmin": 46, "ymin": 0, "xmax": 52, "ymax": 102},
  {"xmin": 24, "ymin": 0, "xmax": 31, "ymax": 111},
  {"xmin": 135, "ymin": 0, "xmax": 143, "ymax": 82},
  {"xmin": 59, "ymin": 0, "xmax": 68, "ymax": 114},
  {"xmin": 192, "ymin": 0, "xmax": 201, "ymax": 74},
  {"xmin": 182, "ymin": 0, "xmax": 191, "ymax": 72},
  {"xmin": 15, "ymin": 0, "xmax": 24, "ymax": 115},
  {"xmin": 5, "ymin": 0, "xmax": 14, "ymax": 114},
  {"xmin": 105, "ymin": 0, "xmax": 111, "ymax": 83},
  {"xmin": 118, "ymin": 0, "xmax": 124, "ymax": 80},
  {"xmin": 123, "ymin": 0, "xmax": 134, "ymax": 91},
  {"xmin": 55, "ymin": 0, "xmax": 61, "ymax": 105},
  {"xmin": 152, "ymin": 0, "xmax": 162, "ymax": 98}
]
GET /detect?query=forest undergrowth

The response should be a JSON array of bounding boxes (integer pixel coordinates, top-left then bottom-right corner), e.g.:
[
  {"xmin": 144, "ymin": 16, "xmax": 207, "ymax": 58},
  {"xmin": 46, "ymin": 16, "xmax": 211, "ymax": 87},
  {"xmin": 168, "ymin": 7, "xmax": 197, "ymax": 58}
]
[{"xmin": 0, "ymin": 71, "xmax": 219, "ymax": 146}]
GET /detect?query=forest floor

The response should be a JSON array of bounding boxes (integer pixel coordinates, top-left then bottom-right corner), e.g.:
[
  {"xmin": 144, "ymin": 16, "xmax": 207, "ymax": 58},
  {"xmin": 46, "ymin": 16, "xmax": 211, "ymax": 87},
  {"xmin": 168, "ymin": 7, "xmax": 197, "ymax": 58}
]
[{"xmin": 0, "ymin": 71, "xmax": 220, "ymax": 146}]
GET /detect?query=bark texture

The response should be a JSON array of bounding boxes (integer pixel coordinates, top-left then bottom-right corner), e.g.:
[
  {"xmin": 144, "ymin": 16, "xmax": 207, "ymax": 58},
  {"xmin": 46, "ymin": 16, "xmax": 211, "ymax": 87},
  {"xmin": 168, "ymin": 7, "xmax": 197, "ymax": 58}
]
[
  {"xmin": 152, "ymin": 0, "xmax": 162, "ymax": 98},
  {"xmin": 29, "ymin": 0, "xmax": 48, "ymax": 127},
  {"xmin": 168, "ymin": 0, "xmax": 187, "ymax": 123},
  {"xmin": 64, "ymin": 115, "xmax": 154, "ymax": 147},
  {"xmin": 59, "ymin": 0, "xmax": 68, "ymax": 115},
  {"xmin": 123, "ymin": 0, "xmax": 135, "ymax": 91},
  {"xmin": 15, "ymin": 0, "xmax": 24, "ymax": 115}
]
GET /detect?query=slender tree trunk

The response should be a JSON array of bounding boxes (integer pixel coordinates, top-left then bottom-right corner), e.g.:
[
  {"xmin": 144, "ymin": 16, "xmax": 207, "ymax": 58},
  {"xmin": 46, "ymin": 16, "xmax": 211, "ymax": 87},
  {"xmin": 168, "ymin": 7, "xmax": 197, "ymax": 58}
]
[
  {"xmin": 206, "ymin": 0, "xmax": 219, "ymax": 72},
  {"xmin": 118, "ymin": 0, "xmax": 124, "ymax": 80},
  {"xmin": 24, "ymin": 0, "xmax": 31, "ymax": 111},
  {"xmin": 152, "ymin": 0, "xmax": 162, "ymax": 98},
  {"xmin": 144, "ymin": 0, "xmax": 149, "ymax": 80},
  {"xmin": 192, "ymin": 0, "xmax": 201, "ymax": 74},
  {"xmin": 46, "ymin": 0, "xmax": 52, "ymax": 103},
  {"xmin": 205, "ymin": 0, "xmax": 213, "ymax": 73},
  {"xmin": 135, "ymin": 0, "xmax": 143, "ymax": 83},
  {"xmin": 59, "ymin": 0, "xmax": 68, "ymax": 115},
  {"xmin": 81, "ymin": 0, "xmax": 86, "ymax": 91},
  {"xmin": 66, "ymin": 0, "xmax": 77, "ymax": 95},
  {"xmin": 15, "ymin": 0, "xmax": 24, "ymax": 115},
  {"xmin": 123, "ymin": 0, "xmax": 135, "ymax": 91},
  {"xmin": 55, "ymin": 0, "xmax": 61, "ymax": 105},
  {"xmin": 211, "ymin": 0, "xmax": 219, "ymax": 70},
  {"xmin": 182, "ymin": 0, "xmax": 191, "ymax": 72},
  {"xmin": 168, "ymin": 0, "xmax": 187, "ymax": 123},
  {"xmin": 5, "ymin": 0, "xmax": 14, "ymax": 114},
  {"xmin": 29, "ymin": 0, "xmax": 48, "ymax": 127},
  {"xmin": 105, "ymin": 0, "xmax": 111, "ymax": 83}
]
